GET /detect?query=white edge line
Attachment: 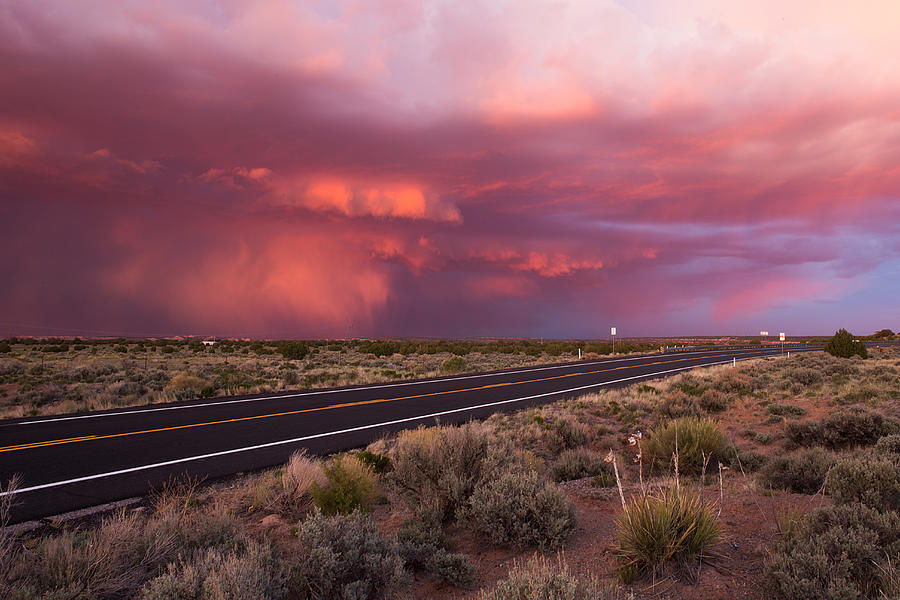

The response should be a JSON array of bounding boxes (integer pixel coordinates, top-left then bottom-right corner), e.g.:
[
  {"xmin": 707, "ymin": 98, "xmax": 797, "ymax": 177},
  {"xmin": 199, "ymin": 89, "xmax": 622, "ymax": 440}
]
[
  {"xmin": 2, "ymin": 357, "xmax": 751, "ymax": 497},
  {"xmin": 20, "ymin": 347, "xmax": 789, "ymax": 425}
]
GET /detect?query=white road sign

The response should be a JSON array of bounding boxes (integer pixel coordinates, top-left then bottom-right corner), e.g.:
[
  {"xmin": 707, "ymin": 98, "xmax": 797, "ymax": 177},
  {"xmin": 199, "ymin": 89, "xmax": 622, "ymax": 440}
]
[
  {"xmin": 611, "ymin": 327, "xmax": 616, "ymax": 336},
  {"xmin": 760, "ymin": 331, "xmax": 769, "ymax": 336},
  {"xmin": 779, "ymin": 332, "xmax": 785, "ymax": 341}
]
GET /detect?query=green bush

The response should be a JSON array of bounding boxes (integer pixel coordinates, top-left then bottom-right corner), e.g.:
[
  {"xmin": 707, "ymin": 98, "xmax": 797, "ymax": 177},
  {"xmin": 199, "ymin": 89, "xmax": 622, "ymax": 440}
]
[
  {"xmin": 616, "ymin": 487, "xmax": 720, "ymax": 583},
  {"xmin": 759, "ymin": 448, "xmax": 834, "ymax": 494},
  {"xmin": 478, "ymin": 555, "xmax": 615, "ymax": 600},
  {"xmin": 698, "ymin": 389, "xmax": 728, "ymax": 412},
  {"xmin": 441, "ymin": 355, "xmax": 467, "ymax": 374},
  {"xmin": 824, "ymin": 328, "xmax": 867, "ymax": 359},
  {"xmin": 396, "ymin": 514, "xmax": 475, "ymax": 587},
  {"xmin": 389, "ymin": 424, "xmax": 493, "ymax": 522},
  {"xmin": 356, "ymin": 450, "xmax": 391, "ymax": 474},
  {"xmin": 645, "ymin": 417, "xmax": 727, "ymax": 474},
  {"xmin": 140, "ymin": 542, "xmax": 286, "ymax": 600},
  {"xmin": 548, "ymin": 448, "xmax": 612, "ymax": 482},
  {"xmin": 828, "ymin": 457, "xmax": 900, "ymax": 511},
  {"xmin": 310, "ymin": 455, "xmax": 378, "ymax": 516},
  {"xmin": 0, "ymin": 341, "xmax": 10, "ymax": 354},
  {"xmin": 292, "ymin": 509, "xmax": 406, "ymax": 600},
  {"xmin": 763, "ymin": 504, "xmax": 900, "ymax": 599},
  {"xmin": 462, "ymin": 469, "xmax": 576, "ymax": 550},
  {"xmin": 199, "ymin": 385, "xmax": 216, "ymax": 398},
  {"xmin": 279, "ymin": 341, "xmax": 309, "ymax": 360}
]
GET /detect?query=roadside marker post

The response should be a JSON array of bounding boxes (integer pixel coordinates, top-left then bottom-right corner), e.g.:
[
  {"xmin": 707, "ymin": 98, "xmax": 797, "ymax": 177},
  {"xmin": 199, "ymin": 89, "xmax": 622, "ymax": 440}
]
[
  {"xmin": 780, "ymin": 332, "xmax": 786, "ymax": 356},
  {"xmin": 611, "ymin": 327, "xmax": 616, "ymax": 354}
]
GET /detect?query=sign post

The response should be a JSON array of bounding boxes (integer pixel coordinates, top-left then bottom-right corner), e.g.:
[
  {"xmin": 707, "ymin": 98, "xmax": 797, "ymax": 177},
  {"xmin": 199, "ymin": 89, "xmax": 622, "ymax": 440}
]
[
  {"xmin": 780, "ymin": 332, "xmax": 786, "ymax": 356},
  {"xmin": 611, "ymin": 327, "xmax": 616, "ymax": 354}
]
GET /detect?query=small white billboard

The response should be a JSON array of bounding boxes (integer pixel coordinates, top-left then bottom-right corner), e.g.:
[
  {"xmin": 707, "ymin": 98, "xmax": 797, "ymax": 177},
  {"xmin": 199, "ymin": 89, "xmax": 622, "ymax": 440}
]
[
  {"xmin": 779, "ymin": 332, "xmax": 786, "ymax": 341},
  {"xmin": 760, "ymin": 331, "xmax": 769, "ymax": 336},
  {"xmin": 611, "ymin": 327, "xmax": 617, "ymax": 336}
]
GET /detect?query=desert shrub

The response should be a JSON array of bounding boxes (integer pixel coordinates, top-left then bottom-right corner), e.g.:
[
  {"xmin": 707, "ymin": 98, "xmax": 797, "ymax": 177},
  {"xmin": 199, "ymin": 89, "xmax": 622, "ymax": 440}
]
[
  {"xmin": 279, "ymin": 451, "xmax": 326, "ymax": 514},
  {"xmin": 396, "ymin": 514, "xmax": 475, "ymax": 587},
  {"xmin": 140, "ymin": 542, "xmax": 286, "ymax": 600},
  {"xmin": 828, "ymin": 457, "xmax": 900, "ymax": 511},
  {"xmin": 165, "ymin": 373, "xmax": 206, "ymax": 393},
  {"xmin": 722, "ymin": 446, "xmax": 767, "ymax": 472},
  {"xmin": 616, "ymin": 486, "xmax": 720, "ymax": 583},
  {"xmin": 441, "ymin": 355, "xmax": 467, "ymax": 374},
  {"xmin": 478, "ymin": 555, "xmax": 614, "ymax": 600},
  {"xmin": 462, "ymin": 469, "xmax": 576, "ymax": 550},
  {"xmin": 821, "ymin": 408, "xmax": 898, "ymax": 448},
  {"xmin": 824, "ymin": 328, "xmax": 868, "ymax": 359},
  {"xmin": 713, "ymin": 371, "xmax": 751, "ymax": 394},
  {"xmin": 356, "ymin": 450, "xmax": 391, "ymax": 474},
  {"xmin": 310, "ymin": 455, "xmax": 378, "ymax": 516},
  {"xmin": 292, "ymin": 509, "xmax": 406, "ymax": 600},
  {"xmin": 645, "ymin": 417, "xmax": 727, "ymax": 474},
  {"xmin": 786, "ymin": 408, "xmax": 899, "ymax": 449},
  {"xmin": 549, "ymin": 448, "xmax": 612, "ymax": 482},
  {"xmin": 199, "ymin": 385, "xmax": 216, "ymax": 398},
  {"xmin": 13, "ymin": 510, "xmax": 177, "ymax": 599},
  {"xmin": 279, "ymin": 341, "xmax": 309, "ymax": 360},
  {"xmin": 0, "ymin": 341, "xmax": 10, "ymax": 353},
  {"xmin": 785, "ymin": 367, "xmax": 823, "ymax": 387},
  {"xmin": 547, "ymin": 418, "xmax": 589, "ymax": 453},
  {"xmin": 390, "ymin": 423, "xmax": 493, "ymax": 522},
  {"xmin": 763, "ymin": 503, "xmax": 900, "ymax": 599},
  {"xmin": 768, "ymin": 403, "xmax": 806, "ymax": 417},
  {"xmin": 698, "ymin": 388, "xmax": 727, "ymax": 412},
  {"xmin": 759, "ymin": 448, "xmax": 835, "ymax": 494},
  {"xmin": 877, "ymin": 434, "xmax": 900, "ymax": 458},
  {"xmin": 655, "ymin": 391, "xmax": 702, "ymax": 419}
]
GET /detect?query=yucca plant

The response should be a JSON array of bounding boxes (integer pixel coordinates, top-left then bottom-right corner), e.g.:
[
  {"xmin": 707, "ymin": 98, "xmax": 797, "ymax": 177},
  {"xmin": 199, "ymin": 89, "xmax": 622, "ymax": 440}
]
[
  {"xmin": 645, "ymin": 417, "xmax": 727, "ymax": 475},
  {"xmin": 616, "ymin": 486, "xmax": 720, "ymax": 583}
]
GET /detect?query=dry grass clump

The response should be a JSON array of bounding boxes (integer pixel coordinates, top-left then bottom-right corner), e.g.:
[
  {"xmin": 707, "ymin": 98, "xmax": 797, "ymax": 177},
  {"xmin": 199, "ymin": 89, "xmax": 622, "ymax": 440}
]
[
  {"xmin": 310, "ymin": 454, "xmax": 379, "ymax": 516},
  {"xmin": 478, "ymin": 555, "xmax": 618, "ymax": 600},
  {"xmin": 279, "ymin": 450, "xmax": 326, "ymax": 514},
  {"xmin": 164, "ymin": 372, "xmax": 207, "ymax": 393},
  {"xmin": 462, "ymin": 469, "xmax": 577, "ymax": 551},
  {"xmin": 615, "ymin": 486, "xmax": 720, "ymax": 583},
  {"xmin": 645, "ymin": 417, "xmax": 727, "ymax": 474}
]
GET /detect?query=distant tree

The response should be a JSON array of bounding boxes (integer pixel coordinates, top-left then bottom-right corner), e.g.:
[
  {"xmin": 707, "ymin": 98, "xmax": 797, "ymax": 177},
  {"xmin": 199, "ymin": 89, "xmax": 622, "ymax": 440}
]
[
  {"xmin": 0, "ymin": 341, "xmax": 10, "ymax": 353},
  {"xmin": 872, "ymin": 329, "xmax": 895, "ymax": 340},
  {"xmin": 824, "ymin": 329, "xmax": 867, "ymax": 359},
  {"xmin": 280, "ymin": 341, "xmax": 309, "ymax": 360}
]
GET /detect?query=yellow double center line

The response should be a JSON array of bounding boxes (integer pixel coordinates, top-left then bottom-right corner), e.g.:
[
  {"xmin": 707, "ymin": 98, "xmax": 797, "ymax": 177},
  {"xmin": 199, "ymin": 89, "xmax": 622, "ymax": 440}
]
[{"xmin": 0, "ymin": 350, "xmax": 770, "ymax": 454}]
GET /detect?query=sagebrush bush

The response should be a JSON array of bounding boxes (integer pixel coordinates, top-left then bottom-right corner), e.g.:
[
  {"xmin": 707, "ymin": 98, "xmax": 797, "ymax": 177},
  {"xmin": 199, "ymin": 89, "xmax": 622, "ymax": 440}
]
[
  {"xmin": 462, "ymin": 469, "xmax": 576, "ymax": 550},
  {"xmin": 292, "ymin": 509, "xmax": 406, "ymax": 600},
  {"xmin": 356, "ymin": 450, "xmax": 391, "ymax": 474},
  {"xmin": 645, "ymin": 417, "xmax": 727, "ymax": 474},
  {"xmin": 827, "ymin": 457, "xmax": 900, "ymax": 510},
  {"xmin": 140, "ymin": 542, "xmax": 286, "ymax": 600},
  {"xmin": 698, "ymin": 388, "xmax": 728, "ymax": 412},
  {"xmin": 877, "ymin": 434, "xmax": 900, "ymax": 459},
  {"xmin": 478, "ymin": 555, "xmax": 616, "ymax": 600},
  {"xmin": 390, "ymin": 423, "xmax": 494, "ymax": 522},
  {"xmin": 396, "ymin": 514, "xmax": 475, "ymax": 587},
  {"xmin": 722, "ymin": 446, "xmax": 767, "ymax": 472},
  {"xmin": 763, "ymin": 504, "xmax": 900, "ymax": 599},
  {"xmin": 547, "ymin": 418, "xmax": 590, "ymax": 453},
  {"xmin": 786, "ymin": 408, "xmax": 899, "ymax": 449},
  {"xmin": 616, "ymin": 486, "xmax": 720, "ymax": 583},
  {"xmin": 310, "ymin": 455, "xmax": 378, "ymax": 516},
  {"xmin": 655, "ymin": 392, "xmax": 702, "ymax": 420},
  {"xmin": 442, "ymin": 355, "xmax": 467, "ymax": 374},
  {"xmin": 549, "ymin": 448, "xmax": 612, "ymax": 482},
  {"xmin": 759, "ymin": 448, "xmax": 834, "ymax": 494},
  {"xmin": 767, "ymin": 403, "xmax": 806, "ymax": 417}
]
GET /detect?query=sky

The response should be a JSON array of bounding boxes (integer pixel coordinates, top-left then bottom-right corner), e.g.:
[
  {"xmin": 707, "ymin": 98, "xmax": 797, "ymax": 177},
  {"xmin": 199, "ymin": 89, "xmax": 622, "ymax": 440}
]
[{"xmin": 1, "ymin": 0, "xmax": 899, "ymax": 339}]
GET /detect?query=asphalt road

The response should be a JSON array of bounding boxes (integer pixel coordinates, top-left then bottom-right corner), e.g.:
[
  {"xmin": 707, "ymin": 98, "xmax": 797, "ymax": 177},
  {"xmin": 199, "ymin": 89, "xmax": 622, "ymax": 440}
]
[{"xmin": 0, "ymin": 344, "xmax": 825, "ymax": 523}]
